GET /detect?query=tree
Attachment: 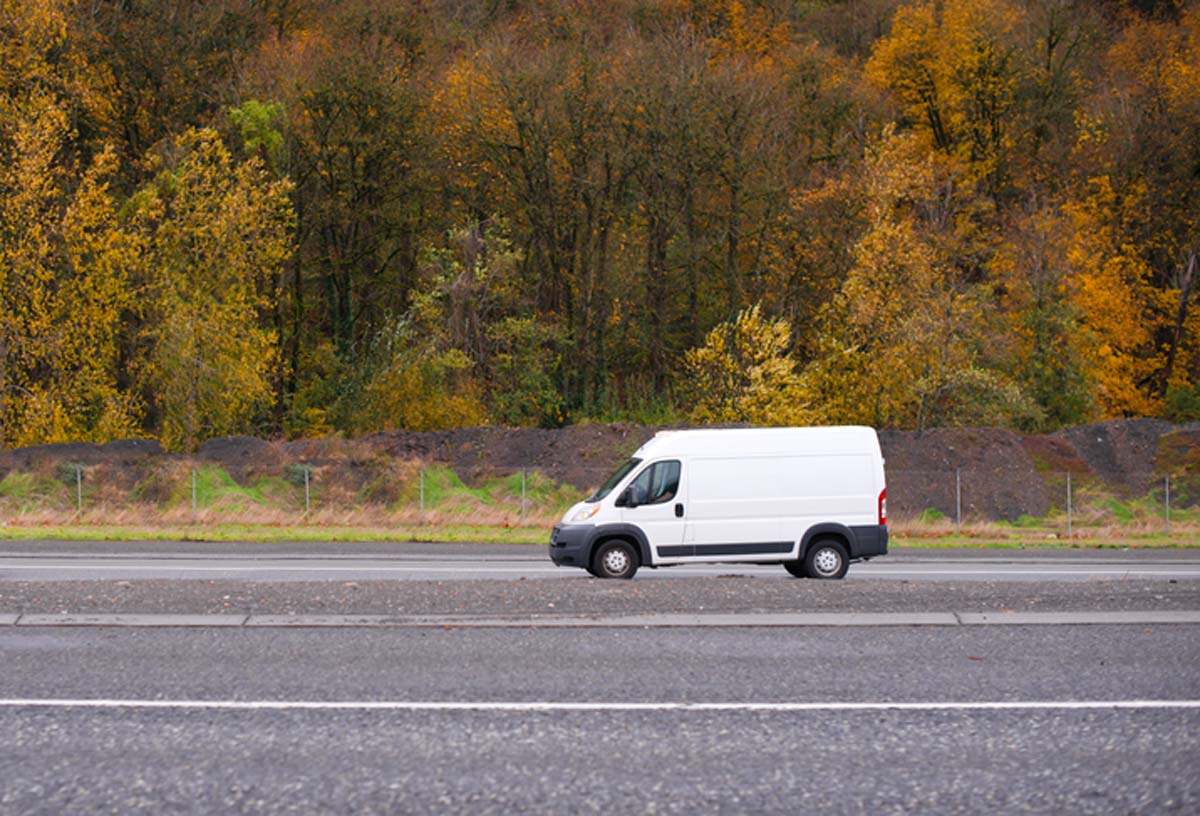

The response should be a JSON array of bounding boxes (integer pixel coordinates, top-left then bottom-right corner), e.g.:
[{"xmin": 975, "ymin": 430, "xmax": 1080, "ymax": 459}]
[
  {"xmin": 0, "ymin": 0, "xmax": 138, "ymax": 445},
  {"xmin": 802, "ymin": 127, "xmax": 1037, "ymax": 429},
  {"xmin": 866, "ymin": 0, "xmax": 1026, "ymax": 199},
  {"xmin": 1067, "ymin": 10, "xmax": 1200, "ymax": 410},
  {"xmin": 682, "ymin": 303, "xmax": 811, "ymax": 425},
  {"xmin": 989, "ymin": 198, "xmax": 1092, "ymax": 428},
  {"xmin": 131, "ymin": 129, "xmax": 293, "ymax": 450},
  {"xmin": 1063, "ymin": 175, "xmax": 1163, "ymax": 417}
]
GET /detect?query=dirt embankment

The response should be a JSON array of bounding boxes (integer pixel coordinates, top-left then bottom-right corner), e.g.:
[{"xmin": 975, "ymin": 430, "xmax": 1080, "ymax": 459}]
[{"xmin": 2, "ymin": 419, "xmax": 1199, "ymax": 521}]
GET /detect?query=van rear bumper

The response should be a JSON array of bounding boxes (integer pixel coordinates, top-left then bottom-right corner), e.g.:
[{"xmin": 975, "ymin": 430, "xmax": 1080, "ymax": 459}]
[{"xmin": 849, "ymin": 524, "xmax": 888, "ymax": 558}]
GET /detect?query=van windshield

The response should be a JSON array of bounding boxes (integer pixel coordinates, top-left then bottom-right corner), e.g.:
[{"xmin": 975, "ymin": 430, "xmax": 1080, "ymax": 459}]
[{"xmin": 588, "ymin": 458, "xmax": 641, "ymax": 502}]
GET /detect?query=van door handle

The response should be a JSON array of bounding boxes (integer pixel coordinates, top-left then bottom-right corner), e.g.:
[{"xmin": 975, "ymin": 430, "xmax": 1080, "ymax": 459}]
[{"xmin": 674, "ymin": 503, "xmax": 684, "ymax": 518}]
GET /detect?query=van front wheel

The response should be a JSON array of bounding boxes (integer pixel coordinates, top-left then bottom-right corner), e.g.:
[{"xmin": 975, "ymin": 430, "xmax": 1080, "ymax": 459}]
[
  {"xmin": 592, "ymin": 540, "xmax": 639, "ymax": 579},
  {"xmin": 805, "ymin": 540, "xmax": 849, "ymax": 580}
]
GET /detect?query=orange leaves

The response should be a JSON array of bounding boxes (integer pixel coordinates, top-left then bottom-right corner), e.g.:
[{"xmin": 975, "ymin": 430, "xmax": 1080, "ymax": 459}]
[
  {"xmin": 431, "ymin": 53, "xmax": 518, "ymax": 192},
  {"xmin": 1107, "ymin": 9, "xmax": 1200, "ymax": 112},
  {"xmin": 708, "ymin": 0, "xmax": 792, "ymax": 74},
  {"xmin": 1064, "ymin": 175, "xmax": 1162, "ymax": 417},
  {"xmin": 866, "ymin": 0, "xmax": 1023, "ymax": 192}
]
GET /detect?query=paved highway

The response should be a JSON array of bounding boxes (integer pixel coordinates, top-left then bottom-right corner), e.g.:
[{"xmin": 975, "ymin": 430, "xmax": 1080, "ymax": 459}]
[
  {"xmin": 2, "ymin": 542, "xmax": 1196, "ymax": 812},
  {"xmin": 2, "ymin": 542, "xmax": 1199, "ymax": 581},
  {"xmin": 1, "ymin": 624, "xmax": 1197, "ymax": 813}
]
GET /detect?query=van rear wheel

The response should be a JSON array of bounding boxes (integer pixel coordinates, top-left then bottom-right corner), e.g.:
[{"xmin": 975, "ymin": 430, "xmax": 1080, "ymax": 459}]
[
  {"xmin": 783, "ymin": 562, "xmax": 807, "ymax": 578},
  {"xmin": 592, "ymin": 540, "xmax": 639, "ymax": 579},
  {"xmin": 804, "ymin": 539, "xmax": 849, "ymax": 579}
]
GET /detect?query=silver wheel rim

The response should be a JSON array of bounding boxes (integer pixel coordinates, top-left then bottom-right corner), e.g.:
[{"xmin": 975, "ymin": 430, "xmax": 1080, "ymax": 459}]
[
  {"xmin": 813, "ymin": 548, "xmax": 840, "ymax": 576},
  {"xmin": 602, "ymin": 548, "xmax": 630, "ymax": 576}
]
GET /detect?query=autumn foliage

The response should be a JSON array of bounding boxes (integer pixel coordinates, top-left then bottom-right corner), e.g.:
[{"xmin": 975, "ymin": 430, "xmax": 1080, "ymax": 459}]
[{"xmin": 1, "ymin": 0, "xmax": 1199, "ymax": 449}]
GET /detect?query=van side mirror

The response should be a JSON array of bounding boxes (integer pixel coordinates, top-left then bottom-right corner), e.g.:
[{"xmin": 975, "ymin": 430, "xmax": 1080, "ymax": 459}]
[{"xmin": 616, "ymin": 488, "xmax": 635, "ymax": 508}]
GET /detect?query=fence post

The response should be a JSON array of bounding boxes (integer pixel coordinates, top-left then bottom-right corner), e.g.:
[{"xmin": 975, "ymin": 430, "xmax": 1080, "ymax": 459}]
[
  {"xmin": 955, "ymin": 468, "xmax": 962, "ymax": 534},
  {"xmin": 304, "ymin": 466, "xmax": 311, "ymax": 522},
  {"xmin": 520, "ymin": 469, "xmax": 527, "ymax": 525},
  {"xmin": 419, "ymin": 467, "xmax": 425, "ymax": 523},
  {"xmin": 1070, "ymin": 472, "xmax": 1080, "ymax": 542},
  {"xmin": 1165, "ymin": 474, "xmax": 1171, "ymax": 535},
  {"xmin": 191, "ymin": 468, "xmax": 197, "ymax": 523},
  {"xmin": 75, "ymin": 465, "xmax": 83, "ymax": 522}
]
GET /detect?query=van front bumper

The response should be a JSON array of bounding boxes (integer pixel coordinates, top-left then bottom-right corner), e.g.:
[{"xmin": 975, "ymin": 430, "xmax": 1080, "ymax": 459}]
[{"xmin": 549, "ymin": 524, "xmax": 592, "ymax": 568}]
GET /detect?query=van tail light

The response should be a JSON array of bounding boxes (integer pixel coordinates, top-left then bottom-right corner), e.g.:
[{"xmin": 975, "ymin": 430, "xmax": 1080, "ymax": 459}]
[{"xmin": 878, "ymin": 488, "xmax": 887, "ymax": 526}]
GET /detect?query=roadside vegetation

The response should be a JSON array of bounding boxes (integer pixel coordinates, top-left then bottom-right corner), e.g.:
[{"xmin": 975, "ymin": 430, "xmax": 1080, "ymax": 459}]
[
  {"xmin": 0, "ymin": 523, "xmax": 1196, "ymax": 549},
  {"xmin": 3, "ymin": 1, "xmax": 1200, "ymax": 452},
  {"xmin": 2, "ymin": 460, "xmax": 1198, "ymax": 547}
]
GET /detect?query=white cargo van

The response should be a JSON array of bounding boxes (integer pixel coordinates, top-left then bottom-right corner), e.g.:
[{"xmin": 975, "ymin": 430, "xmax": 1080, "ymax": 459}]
[{"xmin": 549, "ymin": 426, "xmax": 887, "ymax": 579}]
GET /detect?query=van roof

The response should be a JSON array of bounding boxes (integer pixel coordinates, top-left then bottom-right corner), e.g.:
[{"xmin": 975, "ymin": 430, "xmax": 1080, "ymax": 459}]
[{"xmin": 633, "ymin": 426, "xmax": 880, "ymax": 459}]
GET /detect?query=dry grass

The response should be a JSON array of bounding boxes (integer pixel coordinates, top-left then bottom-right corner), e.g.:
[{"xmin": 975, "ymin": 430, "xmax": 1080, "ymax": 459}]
[
  {"xmin": 0, "ymin": 502, "xmax": 564, "ymax": 530},
  {"xmin": 0, "ymin": 513, "xmax": 1196, "ymax": 547},
  {"xmin": 891, "ymin": 516, "xmax": 1200, "ymax": 547}
]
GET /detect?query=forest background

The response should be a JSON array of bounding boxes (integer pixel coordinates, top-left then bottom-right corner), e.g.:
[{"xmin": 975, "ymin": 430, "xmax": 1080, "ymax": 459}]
[{"xmin": 2, "ymin": 0, "xmax": 1199, "ymax": 453}]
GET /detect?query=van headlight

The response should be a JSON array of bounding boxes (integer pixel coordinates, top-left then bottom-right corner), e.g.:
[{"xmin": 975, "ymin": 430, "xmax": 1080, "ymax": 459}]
[{"xmin": 568, "ymin": 505, "xmax": 600, "ymax": 524}]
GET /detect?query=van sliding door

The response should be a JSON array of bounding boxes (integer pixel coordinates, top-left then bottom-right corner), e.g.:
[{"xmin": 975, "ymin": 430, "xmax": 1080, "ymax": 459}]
[{"xmin": 683, "ymin": 457, "xmax": 797, "ymax": 558}]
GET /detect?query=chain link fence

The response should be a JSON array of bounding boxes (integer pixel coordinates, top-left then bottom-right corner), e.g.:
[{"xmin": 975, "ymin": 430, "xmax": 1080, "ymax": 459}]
[
  {"xmin": 0, "ymin": 461, "xmax": 576, "ymax": 529},
  {"xmin": 887, "ymin": 468, "xmax": 1187, "ymax": 535},
  {"xmin": 0, "ymin": 460, "xmax": 1192, "ymax": 533}
]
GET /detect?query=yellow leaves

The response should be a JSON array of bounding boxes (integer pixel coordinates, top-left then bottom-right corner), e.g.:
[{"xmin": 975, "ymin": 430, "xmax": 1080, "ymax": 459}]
[
  {"xmin": 435, "ymin": 55, "xmax": 517, "ymax": 144},
  {"xmin": 682, "ymin": 304, "xmax": 812, "ymax": 426},
  {"xmin": 864, "ymin": 1, "xmax": 940, "ymax": 104},
  {"xmin": 132, "ymin": 128, "xmax": 294, "ymax": 451},
  {"xmin": 708, "ymin": 1, "xmax": 792, "ymax": 74},
  {"xmin": 860, "ymin": 125, "xmax": 939, "ymax": 222},
  {"xmin": 800, "ymin": 124, "xmax": 1037, "ymax": 430},
  {"xmin": 357, "ymin": 349, "xmax": 488, "ymax": 433},
  {"xmin": 1063, "ymin": 174, "xmax": 1163, "ymax": 418},
  {"xmin": 1107, "ymin": 9, "xmax": 1200, "ymax": 112},
  {"xmin": 866, "ymin": 0, "xmax": 1022, "ymax": 189},
  {"xmin": 0, "ymin": 56, "xmax": 140, "ymax": 446},
  {"xmin": 0, "ymin": 0, "xmax": 68, "ymax": 86}
]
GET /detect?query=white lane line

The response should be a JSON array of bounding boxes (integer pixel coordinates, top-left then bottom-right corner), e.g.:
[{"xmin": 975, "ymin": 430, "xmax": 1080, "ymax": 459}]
[
  {"xmin": 859, "ymin": 571, "xmax": 1200, "ymax": 576},
  {"xmin": 0, "ymin": 564, "xmax": 558, "ymax": 573},
  {"xmin": 0, "ymin": 699, "xmax": 1197, "ymax": 712}
]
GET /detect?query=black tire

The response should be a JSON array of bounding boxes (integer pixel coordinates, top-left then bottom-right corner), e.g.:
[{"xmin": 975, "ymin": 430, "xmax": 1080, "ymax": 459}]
[
  {"xmin": 804, "ymin": 539, "xmax": 849, "ymax": 580},
  {"xmin": 591, "ymin": 540, "xmax": 639, "ymax": 579},
  {"xmin": 783, "ymin": 561, "xmax": 807, "ymax": 578}
]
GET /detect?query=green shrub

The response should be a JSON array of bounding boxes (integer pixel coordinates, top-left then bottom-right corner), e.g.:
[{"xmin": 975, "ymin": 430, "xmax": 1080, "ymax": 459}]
[
  {"xmin": 918, "ymin": 507, "xmax": 946, "ymax": 523},
  {"xmin": 1103, "ymin": 498, "xmax": 1134, "ymax": 524}
]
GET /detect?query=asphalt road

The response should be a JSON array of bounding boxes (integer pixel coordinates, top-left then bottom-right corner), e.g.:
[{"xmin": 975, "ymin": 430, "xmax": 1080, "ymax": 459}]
[
  {"xmin": 2, "ymin": 542, "xmax": 1197, "ymax": 813},
  {"xmin": 1, "ymin": 625, "xmax": 1197, "ymax": 814},
  {"xmin": 2, "ymin": 541, "xmax": 1199, "ymax": 581}
]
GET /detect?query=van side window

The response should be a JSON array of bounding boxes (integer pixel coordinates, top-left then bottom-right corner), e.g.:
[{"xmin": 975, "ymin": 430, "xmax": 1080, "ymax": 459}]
[{"xmin": 627, "ymin": 460, "xmax": 681, "ymax": 506}]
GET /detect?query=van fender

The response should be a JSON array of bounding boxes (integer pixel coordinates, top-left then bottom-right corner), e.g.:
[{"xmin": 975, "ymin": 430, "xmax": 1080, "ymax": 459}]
[
  {"xmin": 586, "ymin": 524, "xmax": 652, "ymax": 567},
  {"xmin": 800, "ymin": 523, "xmax": 858, "ymax": 559}
]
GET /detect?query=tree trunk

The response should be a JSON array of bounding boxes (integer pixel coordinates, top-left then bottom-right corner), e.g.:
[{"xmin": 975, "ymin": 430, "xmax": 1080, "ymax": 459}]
[
  {"xmin": 685, "ymin": 179, "xmax": 699, "ymax": 348},
  {"xmin": 726, "ymin": 181, "xmax": 741, "ymax": 315},
  {"xmin": 0, "ymin": 329, "xmax": 8, "ymax": 441},
  {"xmin": 1162, "ymin": 250, "xmax": 1198, "ymax": 393}
]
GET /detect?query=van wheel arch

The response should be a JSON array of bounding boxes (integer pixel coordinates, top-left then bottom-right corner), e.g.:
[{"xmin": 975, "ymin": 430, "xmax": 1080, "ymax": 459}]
[
  {"xmin": 800, "ymin": 524, "xmax": 855, "ymax": 560},
  {"xmin": 586, "ymin": 525, "xmax": 652, "ymax": 567}
]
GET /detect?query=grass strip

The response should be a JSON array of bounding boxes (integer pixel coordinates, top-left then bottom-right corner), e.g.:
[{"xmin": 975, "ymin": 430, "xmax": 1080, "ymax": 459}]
[
  {"xmin": 0, "ymin": 524, "xmax": 547, "ymax": 545},
  {"xmin": 0, "ymin": 525, "xmax": 1198, "ymax": 548}
]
